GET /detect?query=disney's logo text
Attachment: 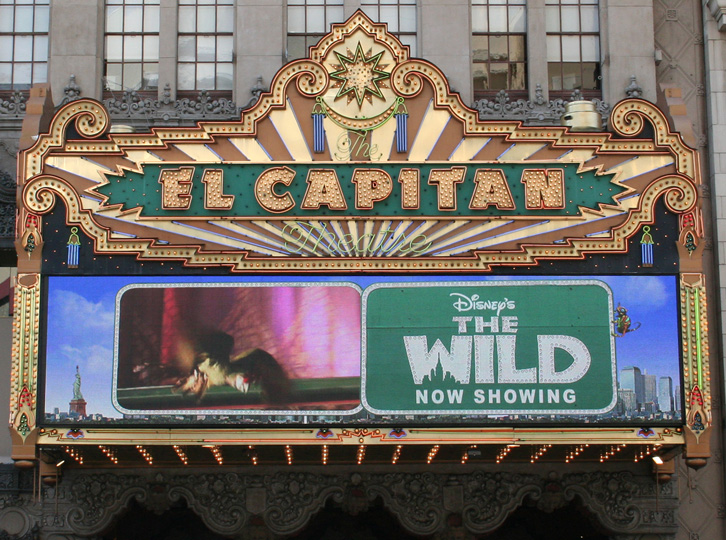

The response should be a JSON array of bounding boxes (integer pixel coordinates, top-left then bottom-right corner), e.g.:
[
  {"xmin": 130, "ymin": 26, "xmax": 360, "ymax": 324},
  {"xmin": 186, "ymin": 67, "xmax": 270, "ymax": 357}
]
[{"xmin": 450, "ymin": 293, "xmax": 515, "ymax": 315}]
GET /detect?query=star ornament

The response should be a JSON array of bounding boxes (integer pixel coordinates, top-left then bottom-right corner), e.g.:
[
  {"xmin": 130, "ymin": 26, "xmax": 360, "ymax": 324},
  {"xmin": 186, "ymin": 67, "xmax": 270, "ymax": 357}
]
[{"xmin": 330, "ymin": 43, "xmax": 390, "ymax": 107}]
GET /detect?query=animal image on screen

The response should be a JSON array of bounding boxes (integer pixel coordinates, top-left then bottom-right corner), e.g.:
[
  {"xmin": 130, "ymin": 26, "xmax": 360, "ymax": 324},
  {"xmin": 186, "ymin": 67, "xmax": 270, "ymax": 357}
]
[{"xmin": 113, "ymin": 283, "xmax": 362, "ymax": 414}]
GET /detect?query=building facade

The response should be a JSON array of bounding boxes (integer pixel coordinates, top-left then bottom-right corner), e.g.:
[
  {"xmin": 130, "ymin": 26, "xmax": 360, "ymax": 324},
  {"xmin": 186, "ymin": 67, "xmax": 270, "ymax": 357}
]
[{"xmin": 0, "ymin": 1, "xmax": 725, "ymax": 539}]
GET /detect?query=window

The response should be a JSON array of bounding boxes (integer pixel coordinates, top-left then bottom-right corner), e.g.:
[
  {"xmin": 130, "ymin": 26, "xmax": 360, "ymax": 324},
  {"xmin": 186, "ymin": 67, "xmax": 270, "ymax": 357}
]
[
  {"xmin": 104, "ymin": 0, "xmax": 160, "ymax": 92},
  {"xmin": 361, "ymin": 0, "xmax": 417, "ymax": 56},
  {"xmin": 471, "ymin": 0, "xmax": 526, "ymax": 97},
  {"xmin": 178, "ymin": 0, "xmax": 234, "ymax": 91},
  {"xmin": 546, "ymin": 0, "xmax": 600, "ymax": 94},
  {"xmin": 0, "ymin": 0, "xmax": 49, "ymax": 91},
  {"xmin": 287, "ymin": 0, "xmax": 344, "ymax": 61}
]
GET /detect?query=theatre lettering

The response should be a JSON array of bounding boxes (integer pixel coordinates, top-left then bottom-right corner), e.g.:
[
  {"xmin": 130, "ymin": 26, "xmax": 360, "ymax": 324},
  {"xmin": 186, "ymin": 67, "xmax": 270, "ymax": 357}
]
[{"xmin": 97, "ymin": 162, "xmax": 620, "ymax": 218}]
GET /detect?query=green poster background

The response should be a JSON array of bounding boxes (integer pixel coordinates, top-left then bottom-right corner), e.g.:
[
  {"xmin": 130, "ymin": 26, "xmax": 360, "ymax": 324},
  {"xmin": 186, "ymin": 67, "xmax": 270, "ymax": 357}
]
[{"xmin": 362, "ymin": 280, "xmax": 616, "ymax": 415}]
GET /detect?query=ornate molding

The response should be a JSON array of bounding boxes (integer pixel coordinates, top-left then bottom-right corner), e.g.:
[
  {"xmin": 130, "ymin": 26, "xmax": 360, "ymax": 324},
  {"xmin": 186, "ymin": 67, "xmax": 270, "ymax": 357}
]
[
  {"xmin": 0, "ymin": 170, "xmax": 15, "ymax": 240},
  {"xmin": 461, "ymin": 472, "xmax": 542, "ymax": 533},
  {"xmin": 65, "ymin": 473, "xmax": 147, "ymax": 536},
  {"xmin": 0, "ymin": 467, "xmax": 680, "ymax": 538},
  {"xmin": 263, "ymin": 472, "xmax": 344, "ymax": 534},
  {"xmin": 0, "ymin": 467, "xmax": 678, "ymax": 539},
  {"xmin": 474, "ymin": 87, "xmax": 610, "ymax": 126},
  {"xmin": 0, "ymin": 91, "xmax": 26, "ymax": 118},
  {"xmin": 100, "ymin": 89, "xmax": 241, "ymax": 122},
  {"xmin": 706, "ymin": 0, "xmax": 726, "ymax": 31}
]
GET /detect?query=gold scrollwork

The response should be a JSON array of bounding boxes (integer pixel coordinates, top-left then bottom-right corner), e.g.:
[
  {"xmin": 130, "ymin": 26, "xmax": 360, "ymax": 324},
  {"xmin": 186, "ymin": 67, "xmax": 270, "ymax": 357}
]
[
  {"xmin": 609, "ymin": 99, "xmax": 697, "ymax": 180},
  {"xmin": 468, "ymin": 174, "xmax": 698, "ymax": 269},
  {"xmin": 23, "ymin": 99, "xmax": 111, "ymax": 180}
]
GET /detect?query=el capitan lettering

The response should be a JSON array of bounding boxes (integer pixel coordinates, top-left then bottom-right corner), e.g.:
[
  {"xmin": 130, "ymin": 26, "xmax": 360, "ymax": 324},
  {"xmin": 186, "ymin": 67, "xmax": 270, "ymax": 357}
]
[{"xmin": 98, "ymin": 162, "xmax": 620, "ymax": 220}]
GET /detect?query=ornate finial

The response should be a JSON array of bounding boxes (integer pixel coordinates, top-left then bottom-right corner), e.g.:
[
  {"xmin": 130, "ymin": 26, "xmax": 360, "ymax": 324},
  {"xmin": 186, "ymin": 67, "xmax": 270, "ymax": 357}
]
[
  {"xmin": 197, "ymin": 89, "xmax": 211, "ymax": 105},
  {"xmin": 625, "ymin": 75, "xmax": 643, "ymax": 98},
  {"xmin": 534, "ymin": 84, "xmax": 545, "ymax": 106},
  {"xmin": 58, "ymin": 75, "xmax": 82, "ymax": 106},
  {"xmin": 251, "ymin": 76, "xmax": 267, "ymax": 100},
  {"xmin": 569, "ymin": 89, "xmax": 584, "ymax": 102},
  {"xmin": 241, "ymin": 76, "xmax": 269, "ymax": 110},
  {"xmin": 161, "ymin": 83, "xmax": 172, "ymax": 105},
  {"xmin": 63, "ymin": 75, "xmax": 82, "ymax": 102}
]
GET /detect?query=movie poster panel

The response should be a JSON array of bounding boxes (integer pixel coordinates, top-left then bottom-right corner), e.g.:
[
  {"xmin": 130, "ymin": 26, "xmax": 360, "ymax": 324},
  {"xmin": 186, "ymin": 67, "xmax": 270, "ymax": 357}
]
[
  {"xmin": 363, "ymin": 281, "xmax": 616, "ymax": 415},
  {"xmin": 115, "ymin": 283, "xmax": 363, "ymax": 414},
  {"xmin": 42, "ymin": 275, "xmax": 682, "ymax": 425}
]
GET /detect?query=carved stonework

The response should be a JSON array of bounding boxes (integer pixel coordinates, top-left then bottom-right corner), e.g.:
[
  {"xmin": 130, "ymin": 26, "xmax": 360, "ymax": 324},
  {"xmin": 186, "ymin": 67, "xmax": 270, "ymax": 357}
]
[
  {"xmin": 0, "ymin": 91, "xmax": 26, "ymax": 117},
  {"xmin": 174, "ymin": 90, "xmax": 238, "ymax": 118},
  {"xmin": 474, "ymin": 88, "xmax": 610, "ymax": 126},
  {"xmin": 99, "ymin": 77, "xmax": 269, "ymax": 127},
  {"xmin": 66, "ymin": 473, "xmax": 147, "ymax": 535},
  {"xmin": 58, "ymin": 75, "xmax": 82, "ymax": 106},
  {"xmin": 465, "ymin": 472, "xmax": 542, "ymax": 532},
  {"xmin": 0, "ymin": 466, "xmax": 679, "ymax": 539},
  {"xmin": 264, "ymin": 472, "xmax": 345, "ymax": 535},
  {"xmin": 0, "ymin": 170, "xmax": 15, "ymax": 241},
  {"xmin": 626, "ymin": 76, "xmax": 644, "ymax": 98}
]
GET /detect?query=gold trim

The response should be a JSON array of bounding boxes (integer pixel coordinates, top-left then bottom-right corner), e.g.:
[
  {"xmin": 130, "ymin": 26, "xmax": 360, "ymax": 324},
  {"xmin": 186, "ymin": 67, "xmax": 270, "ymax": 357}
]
[
  {"xmin": 35, "ymin": 426, "xmax": 684, "ymax": 446},
  {"xmin": 10, "ymin": 275, "xmax": 40, "ymax": 442},
  {"xmin": 680, "ymin": 274, "xmax": 711, "ymax": 441}
]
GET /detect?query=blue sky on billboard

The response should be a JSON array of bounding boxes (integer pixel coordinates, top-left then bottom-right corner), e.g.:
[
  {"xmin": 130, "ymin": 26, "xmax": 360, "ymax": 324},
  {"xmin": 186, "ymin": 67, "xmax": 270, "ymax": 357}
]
[{"xmin": 43, "ymin": 275, "xmax": 680, "ymax": 420}]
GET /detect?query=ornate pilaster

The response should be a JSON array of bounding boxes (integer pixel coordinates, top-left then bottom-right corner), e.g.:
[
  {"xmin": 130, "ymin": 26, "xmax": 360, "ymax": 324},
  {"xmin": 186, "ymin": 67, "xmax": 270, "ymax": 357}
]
[
  {"xmin": 9, "ymin": 275, "xmax": 41, "ymax": 462},
  {"xmin": 680, "ymin": 273, "xmax": 712, "ymax": 467}
]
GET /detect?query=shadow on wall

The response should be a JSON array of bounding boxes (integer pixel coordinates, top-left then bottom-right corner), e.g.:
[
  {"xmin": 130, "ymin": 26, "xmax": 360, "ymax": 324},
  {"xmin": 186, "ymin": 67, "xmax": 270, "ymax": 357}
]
[{"xmin": 102, "ymin": 491, "xmax": 611, "ymax": 540}]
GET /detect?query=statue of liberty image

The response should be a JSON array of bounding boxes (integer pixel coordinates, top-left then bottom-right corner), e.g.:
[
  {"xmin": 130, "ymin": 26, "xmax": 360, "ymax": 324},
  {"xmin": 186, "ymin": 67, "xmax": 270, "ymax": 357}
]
[
  {"xmin": 73, "ymin": 365, "xmax": 83, "ymax": 400},
  {"xmin": 70, "ymin": 365, "xmax": 87, "ymax": 417}
]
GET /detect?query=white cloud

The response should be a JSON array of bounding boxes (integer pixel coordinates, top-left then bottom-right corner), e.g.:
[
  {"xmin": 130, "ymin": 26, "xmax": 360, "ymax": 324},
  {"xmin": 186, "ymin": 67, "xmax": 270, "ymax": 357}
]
[
  {"xmin": 48, "ymin": 289, "xmax": 114, "ymax": 338},
  {"xmin": 616, "ymin": 276, "xmax": 669, "ymax": 309},
  {"xmin": 60, "ymin": 343, "xmax": 113, "ymax": 375}
]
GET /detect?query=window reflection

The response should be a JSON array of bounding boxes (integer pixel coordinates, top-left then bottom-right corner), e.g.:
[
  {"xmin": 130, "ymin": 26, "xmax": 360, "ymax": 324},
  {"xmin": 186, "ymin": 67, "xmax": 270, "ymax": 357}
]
[
  {"xmin": 287, "ymin": 0, "xmax": 344, "ymax": 61},
  {"xmin": 104, "ymin": 0, "xmax": 160, "ymax": 93},
  {"xmin": 472, "ymin": 0, "xmax": 527, "ymax": 97},
  {"xmin": 177, "ymin": 0, "xmax": 234, "ymax": 91},
  {"xmin": 361, "ymin": 0, "xmax": 417, "ymax": 56},
  {"xmin": 546, "ymin": 0, "xmax": 600, "ymax": 94},
  {"xmin": 0, "ymin": 0, "xmax": 50, "ymax": 91}
]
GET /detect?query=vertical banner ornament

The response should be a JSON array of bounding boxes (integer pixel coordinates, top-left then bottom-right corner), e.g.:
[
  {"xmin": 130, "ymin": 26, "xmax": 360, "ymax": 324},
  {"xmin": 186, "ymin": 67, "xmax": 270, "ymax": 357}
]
[
  {"xmin": 640, "ymin": 226, "xmax": 654, "ymax": 267},
  {"xmin": 67, "ymin": 227, "xmax": 80, "ymax": 268},
  {"xmin": 312, "ymin": 101, "xmax": 326, "ymax": 154},
  {"xmin": 394, "ymin": 99, "xmax": 408, "ymax": 153},
  {"xmin": 680, "ymin": 274, "xmax": 711, "ymax": 452},
  {"xmin": 10, "ymin": 275, "xmax": 41, "ymax": 444}
]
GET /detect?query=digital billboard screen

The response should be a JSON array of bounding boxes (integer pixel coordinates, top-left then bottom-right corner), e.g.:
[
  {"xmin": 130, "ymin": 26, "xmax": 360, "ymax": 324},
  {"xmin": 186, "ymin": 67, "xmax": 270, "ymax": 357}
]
[{"xmin": 42, "ymin": 275, "xmax": 682, "ymax": 426}]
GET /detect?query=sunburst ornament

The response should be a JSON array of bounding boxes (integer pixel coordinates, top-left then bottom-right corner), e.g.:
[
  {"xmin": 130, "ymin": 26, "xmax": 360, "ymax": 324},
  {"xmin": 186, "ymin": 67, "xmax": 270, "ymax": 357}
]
[{"xmin": 330, "ymin": 42, "xmax": 390, "ymax": 107}]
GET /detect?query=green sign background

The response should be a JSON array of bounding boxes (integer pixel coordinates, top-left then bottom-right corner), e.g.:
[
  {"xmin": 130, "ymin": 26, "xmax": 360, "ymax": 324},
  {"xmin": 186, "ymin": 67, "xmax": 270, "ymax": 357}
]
[
  {"xmin": 363, "ymin": 281, "xmax": 616, "ymax": 415},
  {"xmin": 97, "ymin": 162, "xmax": 620, "ymax": 218}
]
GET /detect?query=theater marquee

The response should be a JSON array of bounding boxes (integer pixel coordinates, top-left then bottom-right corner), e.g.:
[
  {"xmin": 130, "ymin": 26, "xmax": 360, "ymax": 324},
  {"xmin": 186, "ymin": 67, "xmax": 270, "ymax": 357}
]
[{"xmin": 10, "ymin": 13, "xmax": 710, "ymax": 458}]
